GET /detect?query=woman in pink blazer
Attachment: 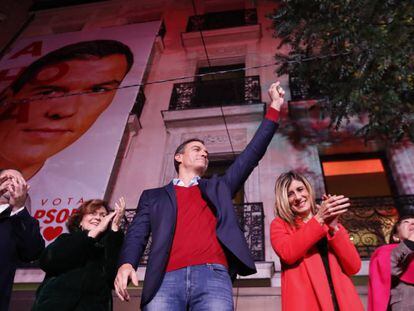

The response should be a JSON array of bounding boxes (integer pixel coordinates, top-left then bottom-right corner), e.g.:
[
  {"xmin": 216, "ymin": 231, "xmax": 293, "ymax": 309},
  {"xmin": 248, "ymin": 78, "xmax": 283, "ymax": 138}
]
[
  {"xmin": 368, "ymin": 214, "xmax": 414, "ymax": 311},
  {"xmin": 270, "ymin": 171, "xmax": 364, "ymax": 311}
]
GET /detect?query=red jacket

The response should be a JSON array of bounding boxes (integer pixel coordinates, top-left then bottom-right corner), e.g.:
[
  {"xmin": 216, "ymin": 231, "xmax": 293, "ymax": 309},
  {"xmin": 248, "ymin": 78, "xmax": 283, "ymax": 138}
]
[
  {"xmin": 270, "ymin": 217, "xmax": 364, "ymax": 311},
  {"xmin": 368, "ymin": 244, "xmax": 395, "ymax": 311},
  {"xmin": 368, "ymin": 243, "xmax": 414, "ymax": 311}
]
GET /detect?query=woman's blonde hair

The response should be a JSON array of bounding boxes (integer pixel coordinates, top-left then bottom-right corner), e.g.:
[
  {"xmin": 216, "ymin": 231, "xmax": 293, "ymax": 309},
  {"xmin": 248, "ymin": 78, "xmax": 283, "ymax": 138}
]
[{"xmin": 274, "ymin": 171, "xmax": 317, "ymax": 226}]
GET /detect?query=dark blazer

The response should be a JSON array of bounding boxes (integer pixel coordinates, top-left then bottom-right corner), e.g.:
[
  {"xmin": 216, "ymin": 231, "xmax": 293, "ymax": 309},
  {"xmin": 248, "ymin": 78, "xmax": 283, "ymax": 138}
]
[
  {"xmin": 118, "ymin": 118, "xmax": 279, "ymax": 308},
  {"xmin": 0, "ymin": 207, "xmax": 44, "ymax": 311}
]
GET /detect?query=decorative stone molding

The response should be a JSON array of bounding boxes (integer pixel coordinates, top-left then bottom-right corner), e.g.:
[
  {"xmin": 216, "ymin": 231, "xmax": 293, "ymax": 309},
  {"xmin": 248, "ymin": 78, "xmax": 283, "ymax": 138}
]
[
  {"xmin": 162, "ymin": 103, "xmax": 265, "ymax": 128},
  {"xmin": 181, "ymin": 128, "xmax": 247, "ymax": 153},
  {"xmin": 181, "ymin": 24, "xmax": 261, "ymax": 48}
]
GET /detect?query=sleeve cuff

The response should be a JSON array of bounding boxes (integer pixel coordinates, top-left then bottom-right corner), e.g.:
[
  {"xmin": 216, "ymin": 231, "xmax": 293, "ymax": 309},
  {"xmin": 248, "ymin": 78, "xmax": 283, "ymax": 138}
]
[
  {"xmin": 327, "ymin": 224, "xmax": 347, "ymax": 241},
  {"xmin": 265, "ymin": 107, "xmax": 280, "ymax": 122}
]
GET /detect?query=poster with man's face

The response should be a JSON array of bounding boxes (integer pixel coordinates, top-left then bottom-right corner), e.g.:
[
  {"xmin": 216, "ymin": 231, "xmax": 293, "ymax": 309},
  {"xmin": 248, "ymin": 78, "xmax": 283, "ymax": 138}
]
[{"xmin": 0, "ymin": 21, "xmax": 160, "ymax": 242}]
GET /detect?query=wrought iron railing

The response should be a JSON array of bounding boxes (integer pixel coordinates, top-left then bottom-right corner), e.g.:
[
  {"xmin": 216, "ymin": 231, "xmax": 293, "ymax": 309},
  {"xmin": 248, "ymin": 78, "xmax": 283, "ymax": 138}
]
[
  {"xmin": 186, "ymin": 8, "xmax": 258, "ymax": 32},
  {"xmin": 340, "ymin": 195, "xmax": 414, "ymax": 258},
  {"xmin": 121, "ymin": 202, "xmax": 265, "ymax": 265},
  {"xmin": 235, "ymin": 202, "xmax": 265, "ymax": 262},
  {"xmin": 168, "ymin": 75, "xmax": 261, "ymax": 110}
]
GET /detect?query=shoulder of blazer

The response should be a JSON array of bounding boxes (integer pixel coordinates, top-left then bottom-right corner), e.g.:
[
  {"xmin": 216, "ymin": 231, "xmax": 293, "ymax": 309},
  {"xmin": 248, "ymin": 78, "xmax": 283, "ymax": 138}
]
[
  {"xmin": 143, "ymin": 182, "xmax": 173, "ymax": 195},
  {"xmin": 140, "ymin": 184, "xmax": 175, "ymax": 205}
]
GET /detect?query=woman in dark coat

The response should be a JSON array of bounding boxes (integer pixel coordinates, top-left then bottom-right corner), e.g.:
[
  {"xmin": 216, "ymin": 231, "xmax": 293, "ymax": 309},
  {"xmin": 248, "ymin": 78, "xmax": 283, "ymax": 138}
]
[{"xmin": 32, "ymin": 198, "xmax": 125, "ymax": 311}]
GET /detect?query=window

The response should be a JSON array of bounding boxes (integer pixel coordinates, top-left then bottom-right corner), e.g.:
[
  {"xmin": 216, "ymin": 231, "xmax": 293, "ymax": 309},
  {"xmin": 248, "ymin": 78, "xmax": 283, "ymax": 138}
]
[
  {"xmin": 321, "ymin": 153, "xmax": 398, "ymax": 258},
  {"xmin": 321, "ymin": 154, "xmax": 394, "ymax": 198},
  {"xmin": 195, "ymin": 63, "xmax": 245, "ymax": 108}
]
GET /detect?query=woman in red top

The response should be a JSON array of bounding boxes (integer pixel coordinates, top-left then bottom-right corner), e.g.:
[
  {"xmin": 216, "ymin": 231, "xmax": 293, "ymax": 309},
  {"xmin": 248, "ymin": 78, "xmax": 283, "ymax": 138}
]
[{"xmin": 270, "ymin": 171, "xmax": 364, "ymax": 311}]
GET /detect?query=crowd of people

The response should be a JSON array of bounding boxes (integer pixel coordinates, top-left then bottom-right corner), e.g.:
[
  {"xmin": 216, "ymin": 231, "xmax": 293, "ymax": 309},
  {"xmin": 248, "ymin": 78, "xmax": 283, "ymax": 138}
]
[{"xmin": 1, "ymin": 82, "xmax": 413, "ymax": 310}]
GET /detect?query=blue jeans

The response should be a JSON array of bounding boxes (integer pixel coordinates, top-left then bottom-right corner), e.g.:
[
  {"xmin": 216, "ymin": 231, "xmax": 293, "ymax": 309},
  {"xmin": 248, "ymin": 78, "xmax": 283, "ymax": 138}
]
[{"xmin": 143, "ymin": 264, "xmax": 234, "ymax": 311}]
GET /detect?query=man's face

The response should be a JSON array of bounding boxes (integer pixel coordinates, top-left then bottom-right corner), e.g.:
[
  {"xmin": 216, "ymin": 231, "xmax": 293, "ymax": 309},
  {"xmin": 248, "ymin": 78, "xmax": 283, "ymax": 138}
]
[
  {"xmin": 175, "ymin": 141, "xmax": 209, "ymax": 175},
  {"xmin": 0, "ymin": 54, "xmax": 128, "ymax": 169}
]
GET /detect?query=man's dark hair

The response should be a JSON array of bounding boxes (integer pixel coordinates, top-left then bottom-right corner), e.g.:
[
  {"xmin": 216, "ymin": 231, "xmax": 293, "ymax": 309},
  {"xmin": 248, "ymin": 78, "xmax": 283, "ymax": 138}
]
[
  {"xmin": 173, "ymin": 138, "xmax": 205, "ymax": 173},
  {"xmin": 10, "ymin": 40, "xmax": 134, "ymax": 94}
]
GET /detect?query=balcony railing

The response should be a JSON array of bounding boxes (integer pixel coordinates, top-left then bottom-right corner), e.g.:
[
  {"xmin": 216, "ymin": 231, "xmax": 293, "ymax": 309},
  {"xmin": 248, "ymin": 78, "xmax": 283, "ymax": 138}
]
[
  {"xmin": 169, "ymin": 75, "xmax": 261, "ymax": 110},
  {"xmin": 121, "ymin": 202, "xmax": 265, "ymax": 265},
  {"xmin": 186, "ymin": 9, "xmax": 258, "ymax": 32},
  {"xmin": 235, "ymin": 202, "xmax": 265, "ymax": 262},
  {"xmin": 340, "ymin": 195, "xmax": 414, "ymax": 258}
]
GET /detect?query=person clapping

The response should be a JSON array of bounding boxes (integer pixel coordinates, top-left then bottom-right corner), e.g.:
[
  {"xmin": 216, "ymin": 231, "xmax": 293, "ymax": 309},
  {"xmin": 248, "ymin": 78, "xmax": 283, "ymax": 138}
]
[
  {"xmin": 270, "ymin": 171, "xmax": 363, "ymax": 311},
  {"xmin": 32, "ymin": 197, "xmax": 126, "ymax": 311},
  {"xmin": 0, "ymin": 169, "xmax": 44, "ymax": 311}
]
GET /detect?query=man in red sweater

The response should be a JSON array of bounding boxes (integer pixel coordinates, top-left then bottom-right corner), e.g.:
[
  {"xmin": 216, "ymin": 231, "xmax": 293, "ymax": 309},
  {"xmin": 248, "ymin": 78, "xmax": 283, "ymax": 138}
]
[{"xmin": 115, "ymin": 81, "xmax": 285, "ymax": 310}]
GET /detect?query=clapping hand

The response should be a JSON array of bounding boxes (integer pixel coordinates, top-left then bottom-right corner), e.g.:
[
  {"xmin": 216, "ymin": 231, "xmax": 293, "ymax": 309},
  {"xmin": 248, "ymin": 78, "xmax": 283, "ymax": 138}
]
[
  {"xmin": 0, "ymin": 171, "xmax": 29, "ymax": 212},
  {"xmin": 315, "ymin": 194, "xmax": 350, "ymax": 230},
  {"xmin": 87, "ymin": 212, "xmax": 116, "ymax": 238},
  {"xmin": 111, "ymin": 196, "xmax": 126, "ymax": 232}
]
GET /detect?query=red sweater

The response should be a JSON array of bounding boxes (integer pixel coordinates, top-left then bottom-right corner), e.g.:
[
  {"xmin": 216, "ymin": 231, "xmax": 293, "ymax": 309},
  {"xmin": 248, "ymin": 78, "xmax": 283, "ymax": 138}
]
[{"xmin": 166, "ymin": 185, "xmax": 228, "ymax": 272}]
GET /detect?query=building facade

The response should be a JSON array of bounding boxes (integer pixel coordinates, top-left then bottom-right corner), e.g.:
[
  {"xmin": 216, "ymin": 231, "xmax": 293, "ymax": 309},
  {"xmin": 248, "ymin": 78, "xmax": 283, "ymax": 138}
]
[{"xmin": 2, "ymin": 0, "xmax": 414, "ymax": 310}]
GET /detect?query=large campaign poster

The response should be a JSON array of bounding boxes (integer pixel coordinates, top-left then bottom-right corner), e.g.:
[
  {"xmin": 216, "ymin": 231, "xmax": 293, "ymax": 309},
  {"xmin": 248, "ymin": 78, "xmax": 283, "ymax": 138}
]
[{"xmin": 0, "ymin": 21, "xmax": 160, "ymax": 242}]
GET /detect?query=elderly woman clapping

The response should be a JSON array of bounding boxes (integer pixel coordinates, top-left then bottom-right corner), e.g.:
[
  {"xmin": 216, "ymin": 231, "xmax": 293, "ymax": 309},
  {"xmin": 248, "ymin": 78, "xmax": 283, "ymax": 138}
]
[{"xmin": 32, "ymin": 198, "xmax": 126, "ymax": 311}]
